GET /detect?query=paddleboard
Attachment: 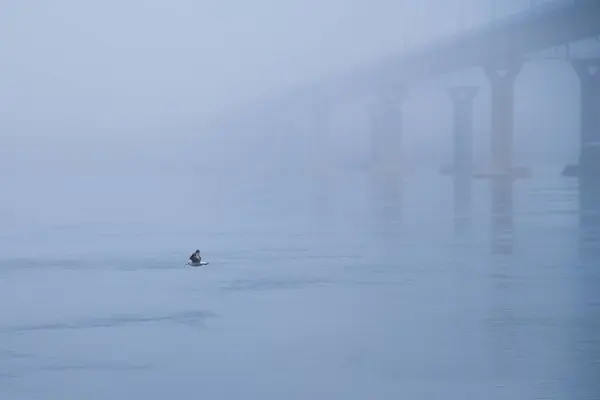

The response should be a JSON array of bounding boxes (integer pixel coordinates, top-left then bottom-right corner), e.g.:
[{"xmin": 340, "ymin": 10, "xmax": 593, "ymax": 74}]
[{"xmin": 187, "ymin": 261, "xmax": 209, "ymax": 267}]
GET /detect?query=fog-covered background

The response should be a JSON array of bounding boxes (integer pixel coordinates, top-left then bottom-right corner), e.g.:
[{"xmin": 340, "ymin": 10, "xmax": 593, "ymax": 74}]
[
  {"xmin": 2, "ymin": 0, "xmax": 596, "ymax": 177},
  {"xmin": 3, "ymin": 2, "xmax": 600, "ymax": 400}
]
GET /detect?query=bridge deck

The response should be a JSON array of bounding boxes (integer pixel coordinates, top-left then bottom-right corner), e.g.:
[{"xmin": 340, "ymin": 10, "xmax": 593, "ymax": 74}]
[{"xmin": 299, "ymin": 0, "xmax": 600, "ymax": 103}]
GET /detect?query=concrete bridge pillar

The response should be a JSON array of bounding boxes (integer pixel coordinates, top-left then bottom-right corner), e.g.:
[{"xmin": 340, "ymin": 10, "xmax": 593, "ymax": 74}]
[
  {"xmin": 563, "ymin": 58, "xmax": 600, "ymax": 177},
  {"xmin": 481, "ymin": 58, "xmax": 530, "ymax": 178},
  {"xmin": 369, "ymin": 93, "xmax": 404, "ymax": 177},
  {"xmin": 441, "ymin": 86, "xmax": 478, "ymax": 176}
]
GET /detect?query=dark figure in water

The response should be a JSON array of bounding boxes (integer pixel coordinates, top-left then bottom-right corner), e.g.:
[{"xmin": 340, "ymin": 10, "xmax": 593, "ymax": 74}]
[{"xmin": 189, "ymin": 250, "xmax": 201, "ymax": 263}]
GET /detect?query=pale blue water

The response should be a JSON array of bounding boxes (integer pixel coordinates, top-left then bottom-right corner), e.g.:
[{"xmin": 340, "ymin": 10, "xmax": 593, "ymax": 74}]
[{"xmin": 1, "ymin": 167, "xmax": 599, "ymax": 400}]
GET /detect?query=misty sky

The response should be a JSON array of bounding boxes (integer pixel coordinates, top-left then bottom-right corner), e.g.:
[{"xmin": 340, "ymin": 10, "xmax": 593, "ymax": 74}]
[{"xmin": 1, "ymin": 0, "xmax": 546, "ymax": 142}]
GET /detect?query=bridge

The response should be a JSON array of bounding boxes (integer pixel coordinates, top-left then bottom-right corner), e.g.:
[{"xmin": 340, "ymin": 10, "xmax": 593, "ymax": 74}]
[{"xmin": 216, "ymin": 0, "xmax": 600, "ymax": 178}]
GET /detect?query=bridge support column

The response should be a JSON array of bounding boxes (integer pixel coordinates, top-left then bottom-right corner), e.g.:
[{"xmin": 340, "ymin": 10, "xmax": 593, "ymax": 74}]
[
  {"xmin": 563, "ymin": 59, "xmax": 600, "ymax": 177},
  {"xmin": 479, "ymin": 58, "xmax": 530, "ymax": 179},
  {"xmin": 441, "ymin": 86, "xmax": 478, "ymax": 176},
  {"xmin": 369, "ymin": 95, "xmax": 404, "ymax": 177}
]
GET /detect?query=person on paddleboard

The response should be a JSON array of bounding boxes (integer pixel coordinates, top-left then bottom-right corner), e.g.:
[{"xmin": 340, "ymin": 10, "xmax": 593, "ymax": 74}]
[{"xmin": 189, "ymin": 250, "xmax": 201, "ymax": 264}]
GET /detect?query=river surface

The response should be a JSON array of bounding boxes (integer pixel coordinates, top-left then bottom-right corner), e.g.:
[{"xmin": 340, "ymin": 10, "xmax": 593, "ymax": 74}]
[{"xmin": 1, "ymin": 166, "xmax": 599, "ymax": 400}]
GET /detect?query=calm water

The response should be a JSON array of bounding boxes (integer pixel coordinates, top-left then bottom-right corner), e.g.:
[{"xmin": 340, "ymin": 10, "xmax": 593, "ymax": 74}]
[{"xmin": 1, "ymin": 166, "xmax": 599, "ymax": 400}]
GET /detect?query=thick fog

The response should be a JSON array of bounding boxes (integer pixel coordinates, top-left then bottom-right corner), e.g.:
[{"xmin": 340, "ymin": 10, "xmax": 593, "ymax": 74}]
[
  {"xmin": 4, "ymin": 3, "xmax": 600, "ymax": 399},
  {"xmin": 0, "ymin": 0, "xmax": 592, "ymax": 176}
]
